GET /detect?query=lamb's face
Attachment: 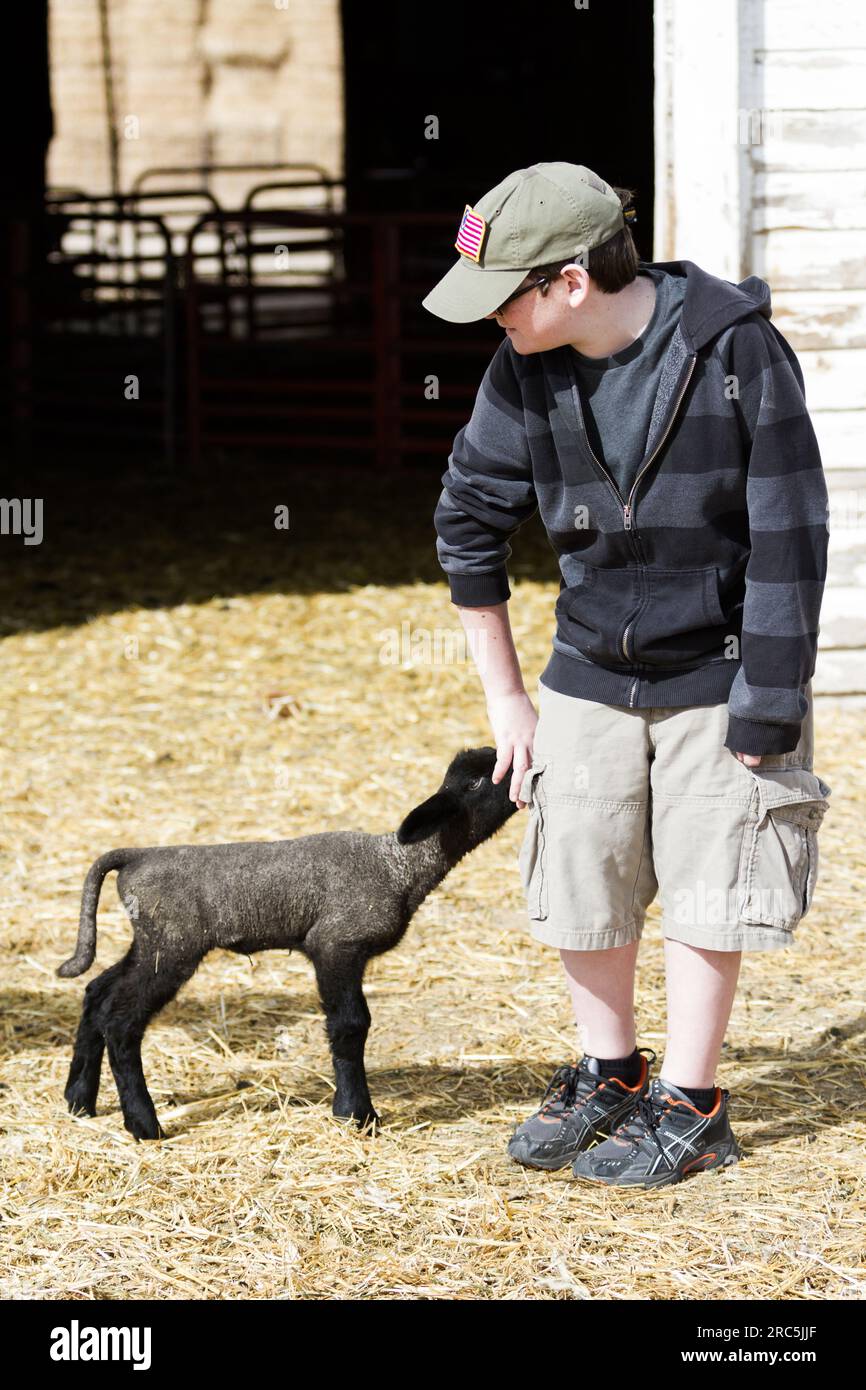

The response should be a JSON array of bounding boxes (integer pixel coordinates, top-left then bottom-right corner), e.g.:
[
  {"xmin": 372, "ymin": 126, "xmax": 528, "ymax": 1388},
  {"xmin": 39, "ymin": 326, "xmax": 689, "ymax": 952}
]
[
  {"xmin": 396, "ymin": 747, "xmax": 519, "ymax": 849},
  {"xmin": 443, "ymin": 746, "xmax": 520, "ymax": 837}
]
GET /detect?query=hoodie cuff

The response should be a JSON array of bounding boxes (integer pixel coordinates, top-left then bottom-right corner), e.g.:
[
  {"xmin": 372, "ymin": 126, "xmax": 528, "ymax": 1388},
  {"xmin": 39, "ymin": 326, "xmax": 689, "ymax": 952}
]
[
  {"xmin": 724, "ymin": 715, "xmax": 801, "ymax": 757},
  {"xmin": 446, "ymin": 569, "xmax": 511, "ymax": 607}
]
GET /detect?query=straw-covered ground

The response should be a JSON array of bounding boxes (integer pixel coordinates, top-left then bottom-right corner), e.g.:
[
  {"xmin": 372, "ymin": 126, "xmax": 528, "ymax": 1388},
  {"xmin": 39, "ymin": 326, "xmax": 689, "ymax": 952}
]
[{"xmin": 1, "ymin": 457, "xmax": 864, "ymax": 1300}]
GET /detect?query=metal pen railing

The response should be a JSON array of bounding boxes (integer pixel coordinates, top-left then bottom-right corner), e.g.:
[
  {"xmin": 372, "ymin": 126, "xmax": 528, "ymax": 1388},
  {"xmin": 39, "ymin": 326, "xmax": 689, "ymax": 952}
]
[
  {"xmin": 13, "ymin": 197, "xmax": 495, "ymax": 471},
  {"xmin": 30, "ymin": 209, "xmax": 178, "ymax": 465},
  {"xmin": 181, "ymin": 206, "xmax": 495, "ymax": 471}
]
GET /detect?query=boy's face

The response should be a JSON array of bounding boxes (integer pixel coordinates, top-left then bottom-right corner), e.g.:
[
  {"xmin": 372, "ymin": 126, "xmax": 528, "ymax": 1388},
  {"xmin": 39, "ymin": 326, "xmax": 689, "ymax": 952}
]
[{"xmin": 484, "ymin": 263, "xmax": 590, "ymax": 354}]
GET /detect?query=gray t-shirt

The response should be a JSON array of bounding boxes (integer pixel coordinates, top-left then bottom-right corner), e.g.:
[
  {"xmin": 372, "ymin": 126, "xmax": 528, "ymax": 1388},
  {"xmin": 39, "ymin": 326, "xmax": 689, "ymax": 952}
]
[{"xmin": 570, "ymin": 267, "xmax": 688, "ymax": 500}]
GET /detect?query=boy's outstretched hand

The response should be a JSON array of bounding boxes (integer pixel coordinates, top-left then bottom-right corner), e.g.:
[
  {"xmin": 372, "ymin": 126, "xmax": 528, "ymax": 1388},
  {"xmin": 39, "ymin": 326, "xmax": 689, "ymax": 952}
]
[
  {"xmin": 486, "ymin": 690, "xmax": 539, "ymax": 809},
  {"xmin": 734, "ymin": 752, "xmax": 763, "ymax": 766}
]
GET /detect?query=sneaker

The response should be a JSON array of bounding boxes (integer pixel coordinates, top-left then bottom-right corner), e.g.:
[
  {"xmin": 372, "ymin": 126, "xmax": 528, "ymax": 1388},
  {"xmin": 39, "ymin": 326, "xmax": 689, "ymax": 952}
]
[
  {"xmin": 570, "ymin": 1077, "xmax": 742, "ymax": 1188},
  {"xmin": 507, "ymin": 1047, "xmax": 657, "ymax": 1171}
]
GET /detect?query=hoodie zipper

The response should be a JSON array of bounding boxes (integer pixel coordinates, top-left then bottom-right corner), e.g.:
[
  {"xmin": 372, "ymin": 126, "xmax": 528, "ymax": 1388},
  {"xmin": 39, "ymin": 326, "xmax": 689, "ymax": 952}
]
[
  {"xmin": 622, "ymin": 354, "xmax": 698, "ymax": 535},
  {"xmin": 621, "ymin": 354, "xmax": 697, "ymax": 660},
  {"xmin": 568, "ymin": 350, "xmax": 698, "ymax": 665},
  {"xmin": 567, "ymin": 413, "xmax": 639, "ymax": 660}
]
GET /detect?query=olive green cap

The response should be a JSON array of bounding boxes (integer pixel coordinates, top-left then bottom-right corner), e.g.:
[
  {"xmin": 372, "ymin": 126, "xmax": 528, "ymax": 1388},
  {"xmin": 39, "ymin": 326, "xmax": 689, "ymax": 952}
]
[{"xmin": 422, "ymin": 161, "xmax": 626, "ymax": 324}]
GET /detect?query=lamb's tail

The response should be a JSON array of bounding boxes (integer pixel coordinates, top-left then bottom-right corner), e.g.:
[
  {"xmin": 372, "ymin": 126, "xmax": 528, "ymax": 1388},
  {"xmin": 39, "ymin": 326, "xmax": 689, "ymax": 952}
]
[{"xmin": 57, "ymin": 849, "xmax": 134, "ymax": 978}]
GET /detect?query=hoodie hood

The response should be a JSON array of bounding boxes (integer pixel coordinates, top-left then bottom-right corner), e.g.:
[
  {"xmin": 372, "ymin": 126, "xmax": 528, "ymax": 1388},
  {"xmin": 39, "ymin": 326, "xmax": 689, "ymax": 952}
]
[{"xmin": 643, "ymin": 258, "xmax": 772, "ymax": 352}]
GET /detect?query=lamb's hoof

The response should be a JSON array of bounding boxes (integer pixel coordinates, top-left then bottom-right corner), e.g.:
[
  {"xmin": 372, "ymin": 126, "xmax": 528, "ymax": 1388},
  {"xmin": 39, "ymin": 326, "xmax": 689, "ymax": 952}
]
[
  {"xmin": 333, "ymin": 1102, "xmax": 381, "ymax": 1132},
  {"xmin": 65, "ymin": 1086, "xmax": 98, "ymax": 1118},
  {"xmin": 124, "ymin": 1113, "xmax": 165, "ymax": 1142}
]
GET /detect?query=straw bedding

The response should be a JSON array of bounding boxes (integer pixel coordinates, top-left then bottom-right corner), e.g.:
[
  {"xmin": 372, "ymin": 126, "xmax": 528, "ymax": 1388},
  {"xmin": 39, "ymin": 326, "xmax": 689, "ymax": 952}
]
[{"xmin": 1, "ymin": 457, "xmax": 864, "ymax": 1300}]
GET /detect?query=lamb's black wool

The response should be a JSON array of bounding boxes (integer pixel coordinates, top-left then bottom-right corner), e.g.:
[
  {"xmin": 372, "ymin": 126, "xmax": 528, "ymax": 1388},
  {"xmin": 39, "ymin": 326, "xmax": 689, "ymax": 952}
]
[{"xmin": 58, "ymin": 747, "xmax": 519, "ymax": 1140}]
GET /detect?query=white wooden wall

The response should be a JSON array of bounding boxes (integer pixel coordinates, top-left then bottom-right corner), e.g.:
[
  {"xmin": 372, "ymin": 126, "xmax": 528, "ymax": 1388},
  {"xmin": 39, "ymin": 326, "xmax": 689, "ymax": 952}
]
[{"xmin": 655, "ymin": 0, "xmax": 866, "ymax": 694}]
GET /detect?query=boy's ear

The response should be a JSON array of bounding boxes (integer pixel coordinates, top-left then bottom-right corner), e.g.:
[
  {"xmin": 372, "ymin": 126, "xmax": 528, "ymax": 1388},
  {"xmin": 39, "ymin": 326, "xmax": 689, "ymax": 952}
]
[{"xmin": 396, "ymin": 790, "xmax": 460, "ymax": 845}]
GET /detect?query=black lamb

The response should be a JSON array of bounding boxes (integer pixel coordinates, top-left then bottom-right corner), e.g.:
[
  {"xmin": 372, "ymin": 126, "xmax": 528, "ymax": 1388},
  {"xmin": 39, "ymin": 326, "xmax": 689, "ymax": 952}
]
[{"xmin": 58, "ymin": 746, "xmax": 520, "ymax": 1140}]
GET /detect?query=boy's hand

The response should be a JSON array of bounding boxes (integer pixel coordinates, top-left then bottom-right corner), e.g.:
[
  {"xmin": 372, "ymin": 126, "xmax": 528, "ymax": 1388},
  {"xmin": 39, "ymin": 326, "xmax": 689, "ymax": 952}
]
[
  {"xmin": 734, "ymin": 752, "xmax": 763, "ymax": 766},
  {"xmin": 486, "ymin": 690, "xmax": 539, "ymax": 808}
]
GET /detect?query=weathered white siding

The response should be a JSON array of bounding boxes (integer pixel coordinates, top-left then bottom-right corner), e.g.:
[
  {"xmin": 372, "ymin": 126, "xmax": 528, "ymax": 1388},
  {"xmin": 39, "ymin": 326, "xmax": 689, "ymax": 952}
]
[
  {"xmin": 655, "ymin": 0, "xmax": 866, "ymax": 692},
  {"xmin": 749, "ymin": 3, "xmax": 866, "ymax": 476}
]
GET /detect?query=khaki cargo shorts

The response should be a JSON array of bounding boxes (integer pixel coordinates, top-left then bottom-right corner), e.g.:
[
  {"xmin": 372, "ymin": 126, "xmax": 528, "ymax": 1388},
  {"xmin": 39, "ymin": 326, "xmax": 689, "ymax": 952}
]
[{"xmin": 516, "ymin": 679, "xmax": 832, "ymax": 953}]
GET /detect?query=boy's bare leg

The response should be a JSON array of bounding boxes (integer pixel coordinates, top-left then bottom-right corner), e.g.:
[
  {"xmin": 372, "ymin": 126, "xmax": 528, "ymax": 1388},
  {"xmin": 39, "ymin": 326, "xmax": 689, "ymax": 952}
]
[
  {"xmin": 560, "ymin": 939, "xmax": 741, "ymax": 1086},
  {"xmin": 661, "ymin": 939, "xmax": 742, "ymax": 1088},
  {"xmin": 559, "ymin": 941, "xmax": 641, "ymax": 1057}
]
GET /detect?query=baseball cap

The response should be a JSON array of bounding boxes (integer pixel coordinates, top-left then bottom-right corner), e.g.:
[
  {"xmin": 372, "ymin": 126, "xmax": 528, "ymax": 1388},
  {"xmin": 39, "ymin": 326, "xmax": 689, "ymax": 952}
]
[{"xmin": 422, "ymin": 161, "xmax": 626, "ymax": 324}]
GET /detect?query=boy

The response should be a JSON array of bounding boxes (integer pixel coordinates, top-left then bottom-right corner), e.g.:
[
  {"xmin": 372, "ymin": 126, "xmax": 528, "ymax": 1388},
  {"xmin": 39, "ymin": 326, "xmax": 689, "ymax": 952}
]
[{"xmin": 422, "ymin": 162, "xmax": 831, "ymax": 1188}]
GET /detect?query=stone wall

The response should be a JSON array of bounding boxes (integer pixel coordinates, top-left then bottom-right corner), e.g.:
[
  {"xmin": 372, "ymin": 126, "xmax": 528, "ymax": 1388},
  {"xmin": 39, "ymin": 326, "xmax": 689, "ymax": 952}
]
[{"xmin": 47, "ymin": 0, "xmax": 343, "ymax": 205}]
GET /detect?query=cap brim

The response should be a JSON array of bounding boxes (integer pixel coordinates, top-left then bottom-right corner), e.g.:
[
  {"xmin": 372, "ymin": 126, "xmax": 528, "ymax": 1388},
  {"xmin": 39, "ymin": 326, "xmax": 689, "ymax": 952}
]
[{"xmin": 421, "ymin": 258, "xmax": 529, "ymax": 323}]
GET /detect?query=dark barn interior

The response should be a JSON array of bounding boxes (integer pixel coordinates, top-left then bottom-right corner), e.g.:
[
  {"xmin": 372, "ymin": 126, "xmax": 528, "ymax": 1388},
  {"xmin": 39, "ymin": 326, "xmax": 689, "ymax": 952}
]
[{"xmin": 2, "ymin": 1, "xmax": 653, "ymax": 638}]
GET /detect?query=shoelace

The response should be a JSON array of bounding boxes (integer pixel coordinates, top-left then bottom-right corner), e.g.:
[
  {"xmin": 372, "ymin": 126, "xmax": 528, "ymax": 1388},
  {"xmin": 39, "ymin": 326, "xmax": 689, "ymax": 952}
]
[
  {"xmin": 539, "ymin": 1047, "xmax": 658, "ymax": 1117},
  {"xmin": 615, "ymin": 1094, "xmax": 676, "ymax": 1170},
  {"xmin": 538, "ymin": 1064, "xmax": 582, "ymax": 1114}
]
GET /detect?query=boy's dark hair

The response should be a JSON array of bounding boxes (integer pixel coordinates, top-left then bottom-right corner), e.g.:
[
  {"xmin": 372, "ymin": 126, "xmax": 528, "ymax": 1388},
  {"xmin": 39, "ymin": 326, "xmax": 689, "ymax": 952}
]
[{"xmin": 530, "ymin": 186, "xmax": 640, "ymax": 295}]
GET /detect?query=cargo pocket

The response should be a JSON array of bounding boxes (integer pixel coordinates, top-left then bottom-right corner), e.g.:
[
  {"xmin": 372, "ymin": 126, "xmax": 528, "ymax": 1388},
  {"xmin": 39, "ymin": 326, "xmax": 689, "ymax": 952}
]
[
  {"xmin": 517, "ymin": 762, "xmax": 549, "ymax": 921},
  {"xmin": 736, "ymin": 769, "xmax": 832, "ymax": 930}
]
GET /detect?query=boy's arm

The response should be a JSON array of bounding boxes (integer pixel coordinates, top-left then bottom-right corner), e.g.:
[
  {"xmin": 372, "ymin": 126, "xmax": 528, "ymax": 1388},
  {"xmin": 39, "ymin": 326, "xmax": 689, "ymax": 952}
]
[
  {"xmin": 455, "ymin": 601, "xmax": 538, "ymax": 807},
  {"xmin": 434, "ymin": 340, "xmax": 540, "ymax": 802},
  {"xmin": 434, "ymin": 339, "xmax": 538, "ymax": 606},
  {"xmin": 724, "ymin": 317, "xmax": 830, "ymax": 756}
]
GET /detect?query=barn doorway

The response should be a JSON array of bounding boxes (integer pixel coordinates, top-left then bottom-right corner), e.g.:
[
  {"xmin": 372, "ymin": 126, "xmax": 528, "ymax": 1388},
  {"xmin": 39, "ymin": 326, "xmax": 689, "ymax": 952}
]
[{"xmin": 340, "ymin": 0, "xmax": 655, "ymax": 262}]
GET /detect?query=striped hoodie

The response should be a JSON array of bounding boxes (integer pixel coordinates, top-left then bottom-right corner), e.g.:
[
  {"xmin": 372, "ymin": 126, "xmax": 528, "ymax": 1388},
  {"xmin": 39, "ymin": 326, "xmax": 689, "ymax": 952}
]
[{"xmin": 433, "ymin": 259, "xmax": 830, "ymax": 755}]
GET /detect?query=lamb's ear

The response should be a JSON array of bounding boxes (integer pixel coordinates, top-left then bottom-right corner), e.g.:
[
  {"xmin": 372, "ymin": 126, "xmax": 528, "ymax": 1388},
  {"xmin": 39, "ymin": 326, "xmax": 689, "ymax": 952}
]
[{"xmin": 396, "ymin": 790, "xmax": 460, "ymax": 845}]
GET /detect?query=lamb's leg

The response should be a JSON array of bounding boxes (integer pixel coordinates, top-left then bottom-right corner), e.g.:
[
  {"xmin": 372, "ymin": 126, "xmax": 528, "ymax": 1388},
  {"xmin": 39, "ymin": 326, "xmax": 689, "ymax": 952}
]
[
  {"xmin": 64, "ymin": 955, "xmax": 129, "ymax": 1116},
  {"xmin": 101, "ymin": 950, "xmax": 200, "ymax": 1141},
  {"xmin": 309, "ymin": 946, "xmax": 378, "ymax": 1127}
]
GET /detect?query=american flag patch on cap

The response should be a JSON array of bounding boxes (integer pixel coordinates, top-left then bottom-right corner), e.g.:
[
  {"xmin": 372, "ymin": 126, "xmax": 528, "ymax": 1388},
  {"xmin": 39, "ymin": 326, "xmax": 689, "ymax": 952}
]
[{"xmin": 455, "ymin": 204, "xmax": 488, "ymax": 262}]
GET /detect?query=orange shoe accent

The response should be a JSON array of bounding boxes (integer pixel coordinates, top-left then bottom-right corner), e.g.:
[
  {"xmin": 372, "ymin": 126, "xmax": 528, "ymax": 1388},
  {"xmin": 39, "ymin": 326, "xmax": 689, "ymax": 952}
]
[
  {"xmin": 621, "ymin": 1056, "xmax": 649, "ymax": 1091},
  {"xmin": 597, "ymin": 1056, "xmax": 648, "ymax": 1092},
  {"xmin": 682, "ymin": 1152, "xmax": 717, "ymax": 1173},
  {"xmin": 660, "ymin": 1087, "xmax": 721, "ymax": 1117}
]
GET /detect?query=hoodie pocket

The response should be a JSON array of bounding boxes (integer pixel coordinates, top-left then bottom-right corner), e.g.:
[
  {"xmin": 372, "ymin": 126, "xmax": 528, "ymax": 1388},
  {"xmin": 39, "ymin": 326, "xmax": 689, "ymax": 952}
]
[
  {"xmin": 556, "ymin": 563, "xmax": 726, "ymax": 669},
  {"xmin": 627, "ymin": 566, "xmax": 726, "ymax": 666},
  {"xmin": 736, "ymin": 769, "xmax": 832, "ymax": 929},
  {"xmin": 517, "ymin": 763, "xmax": 549, "ymax": 920},
  {"xmin": 556, "ymin": 564, "xmax": 640, "ymax": 668}
]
